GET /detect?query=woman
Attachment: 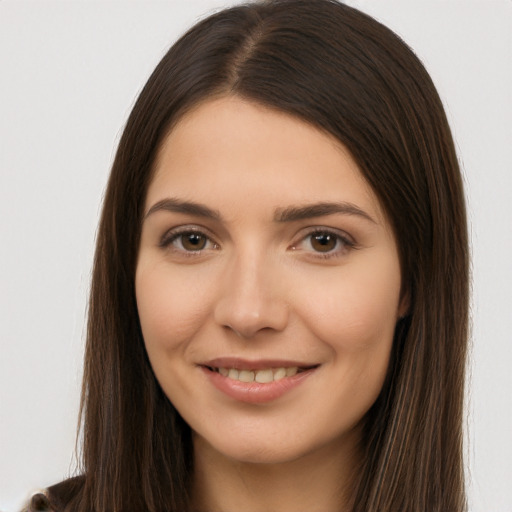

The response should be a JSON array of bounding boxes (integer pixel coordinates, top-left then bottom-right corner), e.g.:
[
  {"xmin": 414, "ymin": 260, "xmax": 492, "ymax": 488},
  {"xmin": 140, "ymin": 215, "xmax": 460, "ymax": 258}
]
[{"xmin": 27, "ymin": 0, "xmax": 469, "ymax": 510}]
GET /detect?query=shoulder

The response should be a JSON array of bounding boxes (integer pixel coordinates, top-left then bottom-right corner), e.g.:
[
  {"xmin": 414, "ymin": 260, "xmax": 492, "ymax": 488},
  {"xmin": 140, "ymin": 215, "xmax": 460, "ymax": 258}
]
[{"xmin": 23, "ymin": 476, "xmax": 85, "ymax": 512}]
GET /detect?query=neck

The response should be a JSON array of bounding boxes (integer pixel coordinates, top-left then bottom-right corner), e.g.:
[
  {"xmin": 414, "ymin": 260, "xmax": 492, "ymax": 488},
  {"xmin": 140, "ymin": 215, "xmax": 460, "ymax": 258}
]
[{"xmin": 190, "ymin": 429, "xmax": 361, "ymax": 512}]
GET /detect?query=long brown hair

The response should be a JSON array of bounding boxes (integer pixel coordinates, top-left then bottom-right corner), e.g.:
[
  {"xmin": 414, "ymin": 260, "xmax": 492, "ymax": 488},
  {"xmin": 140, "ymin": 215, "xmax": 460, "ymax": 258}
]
[{"xmin": 74, "ymin": 1, "xmax": 469, "ymax": 510}]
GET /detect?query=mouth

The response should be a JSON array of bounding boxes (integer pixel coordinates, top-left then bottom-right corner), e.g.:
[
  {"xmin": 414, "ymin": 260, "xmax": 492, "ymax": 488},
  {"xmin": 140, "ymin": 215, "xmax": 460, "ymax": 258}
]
[
  {"xmin": 203, "ymin": 365, "xmax": 317, "ymax": 384},
  {"xmin": 199, "ymin": 358, "xmax": 320, "ymax": 403}
]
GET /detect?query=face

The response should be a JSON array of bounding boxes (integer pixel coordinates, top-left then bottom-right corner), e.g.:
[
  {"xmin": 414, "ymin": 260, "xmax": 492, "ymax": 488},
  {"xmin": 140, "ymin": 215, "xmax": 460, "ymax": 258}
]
[{"xmin": 136, "ymin": 96, "xmax": 406, "ymax": 465}]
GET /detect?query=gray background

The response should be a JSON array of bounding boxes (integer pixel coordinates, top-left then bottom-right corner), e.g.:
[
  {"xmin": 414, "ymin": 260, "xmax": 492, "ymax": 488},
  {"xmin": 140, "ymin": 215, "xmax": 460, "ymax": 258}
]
[{"xmin": 1, "ymin": 1, "xmax": 511, "ymax": 510}]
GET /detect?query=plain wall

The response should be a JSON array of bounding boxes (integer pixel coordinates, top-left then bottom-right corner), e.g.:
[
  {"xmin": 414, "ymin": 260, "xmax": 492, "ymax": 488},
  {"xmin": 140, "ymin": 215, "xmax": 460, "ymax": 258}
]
[{"xmin": 1, "ymin": 1, "xmax": 511, "ymax": 511}]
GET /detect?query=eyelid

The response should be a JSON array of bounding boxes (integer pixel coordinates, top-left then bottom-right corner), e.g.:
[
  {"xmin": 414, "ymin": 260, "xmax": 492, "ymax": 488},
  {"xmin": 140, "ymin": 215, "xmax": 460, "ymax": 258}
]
[
  {"xmin": 289, "ymin": 226, "xmax": 357, "ymax": 257},
  {"xmin": 157, "ymin": 224, "xmax": 356, "ymax": 259},
  {"xmin": 159, "ymin": 225, "xmax": 219, "ymax": 251}
]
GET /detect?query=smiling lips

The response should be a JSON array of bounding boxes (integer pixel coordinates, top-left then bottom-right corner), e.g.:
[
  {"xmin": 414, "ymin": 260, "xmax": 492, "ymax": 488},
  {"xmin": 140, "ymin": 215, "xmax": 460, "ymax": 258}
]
[{"xmin": 201, "ymin": 359, "xmax": 318, "ymax": 403}]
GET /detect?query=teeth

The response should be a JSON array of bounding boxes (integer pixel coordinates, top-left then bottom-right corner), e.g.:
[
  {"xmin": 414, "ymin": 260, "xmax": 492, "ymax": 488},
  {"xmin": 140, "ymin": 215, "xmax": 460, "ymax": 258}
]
[
  {"xmin": 273, "ymin": 367, "xmax": 286, "ymax": 380},
  {"xmin": 216, "ymin": 366, "xmax": 301, "ymax": 383},
  {"xmin": 255, "ymin": 369, "xmax": 273, "ymax": 383},
  {"xmin": 238, "ymin": 370, "xmax": 254, "ymax": 382}
]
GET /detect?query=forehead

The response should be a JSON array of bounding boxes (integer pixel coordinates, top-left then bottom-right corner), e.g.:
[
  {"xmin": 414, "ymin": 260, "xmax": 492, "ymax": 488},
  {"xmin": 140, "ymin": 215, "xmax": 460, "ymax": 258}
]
[{"xmin": 148, "ymin": 96, "xmax": 385, "ymax": 224}]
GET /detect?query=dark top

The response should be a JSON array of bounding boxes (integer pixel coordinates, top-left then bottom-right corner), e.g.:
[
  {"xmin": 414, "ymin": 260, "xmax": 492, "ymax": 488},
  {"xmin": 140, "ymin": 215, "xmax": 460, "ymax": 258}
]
[{"xmin": 24, "ymin": 476, "xmax": 84, "ymax": 512}]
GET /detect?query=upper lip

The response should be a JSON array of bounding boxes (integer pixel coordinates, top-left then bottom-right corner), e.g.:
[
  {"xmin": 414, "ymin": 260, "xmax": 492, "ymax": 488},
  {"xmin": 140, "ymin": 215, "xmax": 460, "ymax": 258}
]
[{"xmin": 200, "ymin": 357, "xmax": 319, "ymax": 371}]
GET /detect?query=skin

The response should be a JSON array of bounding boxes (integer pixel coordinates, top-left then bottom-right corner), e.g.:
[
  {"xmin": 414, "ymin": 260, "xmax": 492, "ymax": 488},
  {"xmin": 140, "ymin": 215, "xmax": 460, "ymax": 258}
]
[{"xmin": 136, "ymin": 96, "xmax": 407, "ymax": 512}]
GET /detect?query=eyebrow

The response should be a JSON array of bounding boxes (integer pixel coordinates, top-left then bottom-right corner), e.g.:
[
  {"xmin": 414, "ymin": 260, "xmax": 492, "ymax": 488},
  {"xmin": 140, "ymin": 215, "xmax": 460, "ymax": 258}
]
[
  {"xmin": 273, "ymin": 202, "xmax": 376, "ymax": 224},
  {"xmin": 144, "ymin": 198, "xmax": 376, "ymax": 224},
  {"xmin": 144, "ymin": 198, "xmax": 221, "ymax": 220}
]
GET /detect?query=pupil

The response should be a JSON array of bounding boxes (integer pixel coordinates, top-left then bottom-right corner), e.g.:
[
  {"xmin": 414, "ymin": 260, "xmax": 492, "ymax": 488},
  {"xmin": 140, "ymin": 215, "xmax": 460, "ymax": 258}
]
[
  {"xmin": 183, "ymin": 233, "xmax": 206, "ymax": 250},
  {"xmin": 312, "ymin": 233, "xmax": 336, "ymax": 252}
]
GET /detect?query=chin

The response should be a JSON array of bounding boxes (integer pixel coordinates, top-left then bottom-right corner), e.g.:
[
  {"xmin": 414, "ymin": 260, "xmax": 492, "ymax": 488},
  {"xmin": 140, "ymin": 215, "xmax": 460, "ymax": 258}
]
[
  {"xmin": 192, "ymin": 422, "xmax": 360, "ymax": 467},
  {"xmin": 199, "ymin": 437, "xmax": 311, "ymax": 465}
]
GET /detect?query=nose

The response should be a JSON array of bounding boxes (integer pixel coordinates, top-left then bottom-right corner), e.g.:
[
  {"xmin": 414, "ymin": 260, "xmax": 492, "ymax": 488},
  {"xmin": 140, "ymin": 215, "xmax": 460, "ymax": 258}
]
[{"xmin": 214, "ymin": 252, "xmax": 289, "ymax": 339}]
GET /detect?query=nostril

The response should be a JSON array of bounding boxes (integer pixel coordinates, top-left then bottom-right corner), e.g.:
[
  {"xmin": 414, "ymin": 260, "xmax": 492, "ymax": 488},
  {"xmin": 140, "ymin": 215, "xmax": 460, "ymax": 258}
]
[{"xmin": 215, "ymin": 298, "xmax": 290, "ymax": 339}]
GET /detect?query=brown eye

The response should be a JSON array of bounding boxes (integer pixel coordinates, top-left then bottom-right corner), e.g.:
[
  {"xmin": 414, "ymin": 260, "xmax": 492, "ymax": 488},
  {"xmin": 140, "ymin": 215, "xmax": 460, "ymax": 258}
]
[
  {"xmin": 290, "ymin": 229, "xmax": 354, "ymax": 259},
  {"xmin": 180, "ymin": 232, "xmax": 208, "ymax": 251},
  {"xmin": 160, "ymin": 227, "xmax": 217, "ymax": 254},
  {"xmin": 310, "ymin": 232, "xmax": 337, "ymax": 252}
]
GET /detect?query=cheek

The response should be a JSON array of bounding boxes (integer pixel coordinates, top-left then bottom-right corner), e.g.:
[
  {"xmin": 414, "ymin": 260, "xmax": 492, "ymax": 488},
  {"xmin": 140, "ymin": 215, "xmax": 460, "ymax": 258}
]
[
  {"xmin": 135, "ymin": 264, "xmax": 212, "ymax": 355},
  {"xmin": 299, "ymin": 263, "xmax": 401, "ymax": 426},
  {"xmin": 298, "ymin": 255, "xmax": 401, "ymax": 355}
]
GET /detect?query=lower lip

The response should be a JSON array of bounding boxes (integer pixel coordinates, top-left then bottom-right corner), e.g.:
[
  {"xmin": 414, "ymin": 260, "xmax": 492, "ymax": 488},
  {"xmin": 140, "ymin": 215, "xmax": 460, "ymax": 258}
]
[{"xmin": 201, "ymin": 367, "xmax": 316, "ymax": 404}]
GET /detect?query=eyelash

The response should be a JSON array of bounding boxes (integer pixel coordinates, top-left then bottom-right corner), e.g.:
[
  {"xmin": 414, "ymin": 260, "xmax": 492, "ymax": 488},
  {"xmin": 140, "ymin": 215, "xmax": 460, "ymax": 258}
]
[
  {"xmin": 291, "ymin": 228, "xmax": 356, "ymax": 259},
  {"xmin": 159, "ymin": 226, "xmax": 356, "ymax": 259},
  {"xmin": 159, "ymin": 226, "xmax": 219, "ymax": 256}
]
